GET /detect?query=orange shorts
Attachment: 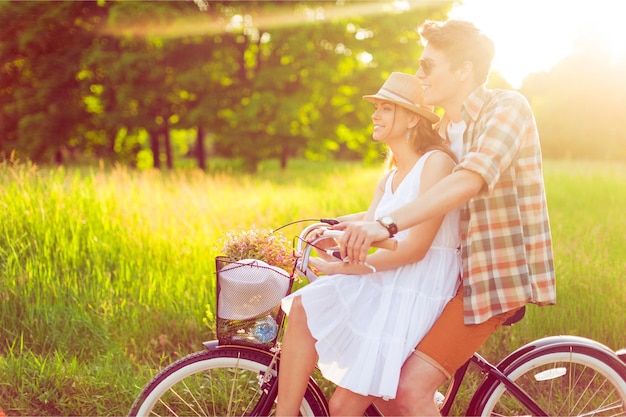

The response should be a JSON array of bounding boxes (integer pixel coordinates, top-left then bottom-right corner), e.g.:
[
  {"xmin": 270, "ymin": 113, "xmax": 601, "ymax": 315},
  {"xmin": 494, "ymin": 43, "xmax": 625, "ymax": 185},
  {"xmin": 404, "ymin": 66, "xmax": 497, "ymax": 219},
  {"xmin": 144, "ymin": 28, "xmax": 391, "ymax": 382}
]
[{"xmin": 415, "ymin": 287, "xmax": 520, "ymax": 378}]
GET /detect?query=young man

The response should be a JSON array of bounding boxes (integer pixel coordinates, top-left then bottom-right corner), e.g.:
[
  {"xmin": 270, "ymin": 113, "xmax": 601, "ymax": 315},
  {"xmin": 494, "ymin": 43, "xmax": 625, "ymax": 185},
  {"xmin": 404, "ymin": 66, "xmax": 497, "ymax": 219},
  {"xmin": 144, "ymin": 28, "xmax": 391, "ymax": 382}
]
[{"xmin": 334, "ymin": 19, "xmax": 556, "ymax": 415}]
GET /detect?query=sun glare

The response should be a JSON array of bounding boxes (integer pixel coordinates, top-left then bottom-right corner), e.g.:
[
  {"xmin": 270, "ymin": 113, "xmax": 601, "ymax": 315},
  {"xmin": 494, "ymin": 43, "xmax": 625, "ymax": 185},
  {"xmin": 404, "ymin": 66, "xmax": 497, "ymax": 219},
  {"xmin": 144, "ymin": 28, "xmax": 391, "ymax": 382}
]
[
  {"xmin": 449, "ymin": 0, "xmax": 626, "ymax": 87},
  {"xmin": 104, "ymin": 0, "xmax": 626, "ymax": 89}
]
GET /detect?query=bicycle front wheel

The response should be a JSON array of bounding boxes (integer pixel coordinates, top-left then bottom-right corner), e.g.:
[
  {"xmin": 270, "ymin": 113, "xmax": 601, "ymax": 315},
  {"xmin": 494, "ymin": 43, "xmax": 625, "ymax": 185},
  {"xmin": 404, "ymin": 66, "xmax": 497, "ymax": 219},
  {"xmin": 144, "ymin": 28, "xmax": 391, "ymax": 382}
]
[
  {"xmin": 129, "ymin": 345, "xmax": 328, "ymax": 417},
  {"xmin": 477, "ymin": 344, "xmax": 626, "ymax": 416}
]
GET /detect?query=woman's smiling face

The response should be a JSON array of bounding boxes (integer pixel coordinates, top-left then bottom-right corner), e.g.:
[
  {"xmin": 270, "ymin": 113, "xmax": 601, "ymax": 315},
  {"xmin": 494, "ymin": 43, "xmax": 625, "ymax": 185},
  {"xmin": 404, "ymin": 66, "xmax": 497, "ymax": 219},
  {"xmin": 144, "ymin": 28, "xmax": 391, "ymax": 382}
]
[{"xmin": 371, "ymin": 101, "xmax": 412, "ymax": 143}]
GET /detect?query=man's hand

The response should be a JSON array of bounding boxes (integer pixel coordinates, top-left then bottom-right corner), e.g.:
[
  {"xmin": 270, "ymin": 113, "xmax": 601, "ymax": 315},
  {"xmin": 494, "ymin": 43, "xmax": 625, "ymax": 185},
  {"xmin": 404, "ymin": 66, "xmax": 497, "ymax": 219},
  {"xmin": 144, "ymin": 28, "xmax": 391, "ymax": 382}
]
[{"xmin": 331, "ymin": 220, "xmax": 388, "ymax": 264}]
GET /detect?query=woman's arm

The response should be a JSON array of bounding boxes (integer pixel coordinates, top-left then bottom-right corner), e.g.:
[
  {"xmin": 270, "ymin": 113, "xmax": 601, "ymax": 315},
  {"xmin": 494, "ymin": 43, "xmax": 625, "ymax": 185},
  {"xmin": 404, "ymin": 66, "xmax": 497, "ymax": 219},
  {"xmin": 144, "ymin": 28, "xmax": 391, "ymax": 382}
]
[
  {"xmin": 315, "ymin": 153, "xmax": 456, "ymax": 275},
  {"xmin": 334, "ymin": 168, "xmax": 483, "ymax": 264}
]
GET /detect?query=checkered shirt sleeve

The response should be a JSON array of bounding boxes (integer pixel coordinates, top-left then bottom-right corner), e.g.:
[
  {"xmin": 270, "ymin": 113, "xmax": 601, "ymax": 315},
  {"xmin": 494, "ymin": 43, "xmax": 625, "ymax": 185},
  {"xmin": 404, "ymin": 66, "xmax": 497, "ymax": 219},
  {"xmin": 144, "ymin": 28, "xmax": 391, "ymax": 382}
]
[{"xmin": 455, "ymin": 87, "xmax": 556, "ymax": 325}]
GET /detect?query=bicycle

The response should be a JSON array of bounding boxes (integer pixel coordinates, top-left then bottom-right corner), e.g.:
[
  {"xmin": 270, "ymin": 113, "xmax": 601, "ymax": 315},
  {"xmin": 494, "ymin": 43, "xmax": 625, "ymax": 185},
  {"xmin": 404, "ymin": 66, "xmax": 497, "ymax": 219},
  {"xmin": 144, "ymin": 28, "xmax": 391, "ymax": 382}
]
[{"xmin": 129, "ymin": 219, "xmax": 626, "ymax": 417}]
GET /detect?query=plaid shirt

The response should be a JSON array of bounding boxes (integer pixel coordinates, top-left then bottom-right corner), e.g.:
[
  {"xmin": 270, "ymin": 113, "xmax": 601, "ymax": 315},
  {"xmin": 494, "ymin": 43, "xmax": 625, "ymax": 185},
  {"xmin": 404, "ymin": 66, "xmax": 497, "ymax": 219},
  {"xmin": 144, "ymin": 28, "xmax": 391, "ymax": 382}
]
[{"xmin": 454, "ymin": 86, "xmax": 556, "ymax": 325}]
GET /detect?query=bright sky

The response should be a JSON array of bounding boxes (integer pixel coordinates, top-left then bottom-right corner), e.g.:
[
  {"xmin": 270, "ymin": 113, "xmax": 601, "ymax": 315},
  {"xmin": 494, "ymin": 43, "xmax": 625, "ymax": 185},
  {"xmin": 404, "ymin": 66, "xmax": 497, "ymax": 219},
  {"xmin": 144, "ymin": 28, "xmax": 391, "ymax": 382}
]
[{"xmin": 448, "ymin": 0, "xmax": 626, "ymax": 87}]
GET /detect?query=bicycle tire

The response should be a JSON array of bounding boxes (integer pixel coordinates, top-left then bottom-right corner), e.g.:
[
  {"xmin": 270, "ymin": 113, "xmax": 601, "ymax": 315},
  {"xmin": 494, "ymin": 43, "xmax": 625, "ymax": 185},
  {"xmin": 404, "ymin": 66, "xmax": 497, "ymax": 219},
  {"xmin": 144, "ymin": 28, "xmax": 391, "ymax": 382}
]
[
  {"xmin": 473, "ymin": 343, "xmax": 626, "ymax": 416},
  {"xmin": 129, "ymin": 345, "xmax": 329, "ymax": 417}
]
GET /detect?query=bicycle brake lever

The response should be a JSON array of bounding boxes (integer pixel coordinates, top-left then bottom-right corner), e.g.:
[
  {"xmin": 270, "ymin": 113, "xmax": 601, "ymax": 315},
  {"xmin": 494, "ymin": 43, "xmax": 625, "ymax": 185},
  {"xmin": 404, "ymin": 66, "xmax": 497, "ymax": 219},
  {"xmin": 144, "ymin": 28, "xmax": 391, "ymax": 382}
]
[
  {"xmin": 320, "ymin": 218, "xmax": 340, "ymax": 225},
  {"xmin": 329, "ymin": 250, "xmax": 342, "ymax": 260}
]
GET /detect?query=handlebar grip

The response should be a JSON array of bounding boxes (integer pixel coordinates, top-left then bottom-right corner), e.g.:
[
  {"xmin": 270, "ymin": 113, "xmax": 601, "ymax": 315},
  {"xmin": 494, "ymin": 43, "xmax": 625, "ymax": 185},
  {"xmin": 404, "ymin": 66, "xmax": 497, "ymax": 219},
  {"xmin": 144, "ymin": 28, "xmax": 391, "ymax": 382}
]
[{"xmin": 321, "ymin": 230, "xmax": 397, "ymax": 251}]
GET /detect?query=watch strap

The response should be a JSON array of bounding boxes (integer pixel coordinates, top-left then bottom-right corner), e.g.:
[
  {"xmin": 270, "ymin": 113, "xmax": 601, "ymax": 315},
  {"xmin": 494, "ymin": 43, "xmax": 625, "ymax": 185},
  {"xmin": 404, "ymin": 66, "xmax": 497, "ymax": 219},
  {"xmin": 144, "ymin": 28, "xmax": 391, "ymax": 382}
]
[{"xmin": 377, "ymin": 217, "xmax": 397, "ymax": 238}]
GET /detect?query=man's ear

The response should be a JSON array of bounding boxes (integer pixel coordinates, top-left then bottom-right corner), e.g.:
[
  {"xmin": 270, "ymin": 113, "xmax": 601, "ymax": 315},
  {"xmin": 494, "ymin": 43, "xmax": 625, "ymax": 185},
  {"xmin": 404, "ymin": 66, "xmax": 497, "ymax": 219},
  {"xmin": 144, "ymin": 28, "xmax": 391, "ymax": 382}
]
[{"xmin": 457, "ymin": 61, "xmax": 473, "ymax": 81}]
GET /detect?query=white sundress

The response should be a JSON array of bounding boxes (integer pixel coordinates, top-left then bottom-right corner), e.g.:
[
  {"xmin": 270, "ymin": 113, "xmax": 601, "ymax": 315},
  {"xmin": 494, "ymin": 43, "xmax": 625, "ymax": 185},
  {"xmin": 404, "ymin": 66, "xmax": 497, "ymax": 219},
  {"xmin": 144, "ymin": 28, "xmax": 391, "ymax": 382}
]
[{"xmin": 281, "ymin": 150, "xmax": 461, "ymax": 400}]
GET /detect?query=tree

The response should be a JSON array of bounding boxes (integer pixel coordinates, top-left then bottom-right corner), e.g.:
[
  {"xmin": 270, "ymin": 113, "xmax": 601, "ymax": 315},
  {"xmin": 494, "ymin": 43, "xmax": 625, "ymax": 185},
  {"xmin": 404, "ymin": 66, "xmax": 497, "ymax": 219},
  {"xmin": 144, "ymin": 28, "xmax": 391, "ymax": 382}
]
[
  {"xmin": 0, "ymin": 1, "xmax": 108, "ymax": 163},
  {"xmin": 2, "ymin": 0, "xmax": 458, "ymax": 168},
  {"xmin": 103, "ymin": 2, "xmax": 201, "ymax": 169},
  {"xmin": 522, "ymin": 32, "xmax": 626, "ymax": 160}
]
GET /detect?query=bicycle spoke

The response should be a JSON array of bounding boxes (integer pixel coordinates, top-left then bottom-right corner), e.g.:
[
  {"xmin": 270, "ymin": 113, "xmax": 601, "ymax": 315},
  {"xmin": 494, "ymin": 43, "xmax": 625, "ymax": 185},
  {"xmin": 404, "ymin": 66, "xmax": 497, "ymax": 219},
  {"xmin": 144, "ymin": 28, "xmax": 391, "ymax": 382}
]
[{"xmin": 226, "ymin": 358, "xmax": 239, "ymax": 417}]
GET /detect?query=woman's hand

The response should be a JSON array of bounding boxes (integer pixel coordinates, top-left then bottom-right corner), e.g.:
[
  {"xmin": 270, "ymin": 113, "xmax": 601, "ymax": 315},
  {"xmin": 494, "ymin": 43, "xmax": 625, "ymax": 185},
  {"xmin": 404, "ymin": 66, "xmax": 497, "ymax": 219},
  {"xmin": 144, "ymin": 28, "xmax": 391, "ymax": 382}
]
[
  {"xmin": 305, "ymin": 228, "xmax": 340, "ymax": 261},
  {"xmin": 332, "ymin": 220, "xmax": 388, "ymax": 264},
  {"xmin": 309, "ymin": 255, "xmax": 377, "ymax": 276},
  {"xmin": 308, "ymin": 257, "xmax": 337, "ymax": 275}
]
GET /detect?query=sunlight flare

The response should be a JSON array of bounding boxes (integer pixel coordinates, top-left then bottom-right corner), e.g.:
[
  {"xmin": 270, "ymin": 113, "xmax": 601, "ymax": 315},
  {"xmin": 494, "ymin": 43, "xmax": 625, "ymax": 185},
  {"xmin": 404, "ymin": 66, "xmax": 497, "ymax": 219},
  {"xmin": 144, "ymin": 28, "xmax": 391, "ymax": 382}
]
[{"xmin": 449, "ymin": 0, "xmax": 626, "ymax": 87}]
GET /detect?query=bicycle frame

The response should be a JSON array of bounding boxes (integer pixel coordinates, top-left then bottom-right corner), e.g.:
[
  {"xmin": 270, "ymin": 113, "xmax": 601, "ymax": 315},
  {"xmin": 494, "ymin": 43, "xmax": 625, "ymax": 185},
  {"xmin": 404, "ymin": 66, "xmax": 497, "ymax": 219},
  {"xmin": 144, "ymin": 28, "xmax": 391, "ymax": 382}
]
[{"xmin": 445, "ymin": 353, "xmax": 549, "ymax": 416}]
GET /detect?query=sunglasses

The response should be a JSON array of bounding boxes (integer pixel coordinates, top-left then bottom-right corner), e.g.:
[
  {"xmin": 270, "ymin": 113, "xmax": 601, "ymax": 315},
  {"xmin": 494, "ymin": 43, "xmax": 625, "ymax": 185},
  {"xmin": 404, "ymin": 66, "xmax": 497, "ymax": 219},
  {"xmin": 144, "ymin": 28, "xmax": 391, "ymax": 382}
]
[{"xmin": 418, "ymin": 58, "xmax": 435, "ymax": 76}]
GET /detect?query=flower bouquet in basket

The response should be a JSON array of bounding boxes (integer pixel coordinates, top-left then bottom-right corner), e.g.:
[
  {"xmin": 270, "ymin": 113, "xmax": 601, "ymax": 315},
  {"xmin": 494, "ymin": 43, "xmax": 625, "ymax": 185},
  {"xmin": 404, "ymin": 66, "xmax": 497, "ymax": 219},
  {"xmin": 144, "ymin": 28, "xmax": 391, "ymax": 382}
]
[
  {"xmin": 219, "ymin": 227, "xmax": 295, "ymax": 272},
  {"xmin": 215, "ymin": 227, "xmax": 296, "ymax": 347}
]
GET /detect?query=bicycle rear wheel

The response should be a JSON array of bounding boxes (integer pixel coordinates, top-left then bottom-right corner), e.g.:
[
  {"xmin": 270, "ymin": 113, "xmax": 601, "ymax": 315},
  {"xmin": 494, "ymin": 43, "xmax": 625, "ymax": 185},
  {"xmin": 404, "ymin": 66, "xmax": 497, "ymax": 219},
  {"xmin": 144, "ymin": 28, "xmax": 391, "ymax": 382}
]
[
  {"xmin": 129, "ymin": 346, "xmax": 328, "ymax": 417},
  {"xmin": 476, "ymin": 344, "xmax": 626, "ymax": 416}
]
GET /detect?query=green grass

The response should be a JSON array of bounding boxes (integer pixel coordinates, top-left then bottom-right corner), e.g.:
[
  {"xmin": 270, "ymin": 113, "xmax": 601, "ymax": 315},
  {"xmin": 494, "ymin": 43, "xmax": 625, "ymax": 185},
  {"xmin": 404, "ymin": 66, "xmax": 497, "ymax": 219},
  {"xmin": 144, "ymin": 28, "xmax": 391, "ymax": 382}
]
[
  {"xmin": 539, "ymin": 161, "xmax": 626, "ymax": 344},
  {"xmin": 0, "ymin": 158, "xmax": 624, "ymax": 415}
]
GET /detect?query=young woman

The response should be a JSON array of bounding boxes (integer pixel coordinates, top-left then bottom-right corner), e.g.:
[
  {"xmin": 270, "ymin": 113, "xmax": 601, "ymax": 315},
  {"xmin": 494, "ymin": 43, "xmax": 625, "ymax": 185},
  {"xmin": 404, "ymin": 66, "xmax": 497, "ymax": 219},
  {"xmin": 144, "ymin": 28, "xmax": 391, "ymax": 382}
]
[{"xmin": 275, "ymin": 72, "xmax": 461, "ymax": 416}]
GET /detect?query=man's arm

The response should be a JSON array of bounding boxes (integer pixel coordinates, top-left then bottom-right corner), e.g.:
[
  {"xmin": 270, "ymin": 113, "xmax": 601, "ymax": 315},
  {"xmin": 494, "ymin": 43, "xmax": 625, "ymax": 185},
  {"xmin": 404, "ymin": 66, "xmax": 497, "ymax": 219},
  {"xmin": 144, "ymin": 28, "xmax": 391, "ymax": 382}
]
[{"xmin": 334, "ymin": 168, "xmax": 485, "ymax": 263}]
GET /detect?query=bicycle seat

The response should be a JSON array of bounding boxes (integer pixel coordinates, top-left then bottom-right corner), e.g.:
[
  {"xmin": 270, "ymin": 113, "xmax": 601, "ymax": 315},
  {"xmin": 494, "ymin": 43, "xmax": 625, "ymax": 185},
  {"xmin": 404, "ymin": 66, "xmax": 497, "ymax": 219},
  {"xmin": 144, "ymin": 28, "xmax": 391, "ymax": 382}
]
[{"xmin": 503, "ymin": 306, "xmax": 525, "ymax": 326}]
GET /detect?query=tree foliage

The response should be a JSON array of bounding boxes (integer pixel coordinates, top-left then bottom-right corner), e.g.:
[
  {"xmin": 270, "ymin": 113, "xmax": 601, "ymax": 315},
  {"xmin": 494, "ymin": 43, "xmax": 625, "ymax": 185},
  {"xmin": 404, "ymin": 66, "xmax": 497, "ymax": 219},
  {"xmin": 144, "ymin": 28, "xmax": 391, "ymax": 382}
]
[
  {"xmin": 1, "ymin": 0, "xmax": 624, "ymax": 170},
  {"xmin": 521, "ymin": 34, "xmax": 626, "ymax": 160},
  {"xmin": 1, "ymin": 1, "xmax": 109, "ymax": 162}
]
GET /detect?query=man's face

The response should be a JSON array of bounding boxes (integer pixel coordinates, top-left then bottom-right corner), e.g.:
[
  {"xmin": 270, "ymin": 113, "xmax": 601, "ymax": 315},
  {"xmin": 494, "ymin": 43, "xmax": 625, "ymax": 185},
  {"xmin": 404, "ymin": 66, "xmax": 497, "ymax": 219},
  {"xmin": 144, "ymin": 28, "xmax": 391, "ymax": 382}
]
[{"xmin": 416, "ymin": 44, "xmax": 462, "ymax": 110}]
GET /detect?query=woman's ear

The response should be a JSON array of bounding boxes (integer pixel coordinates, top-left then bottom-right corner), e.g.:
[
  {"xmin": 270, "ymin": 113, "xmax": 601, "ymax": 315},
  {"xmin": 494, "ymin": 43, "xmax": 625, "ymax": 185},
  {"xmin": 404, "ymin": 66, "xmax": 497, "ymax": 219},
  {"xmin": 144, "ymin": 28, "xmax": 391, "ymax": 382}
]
[{"xmin": 407, "ymin": 114, "xmax": 420, "ymax": 129}]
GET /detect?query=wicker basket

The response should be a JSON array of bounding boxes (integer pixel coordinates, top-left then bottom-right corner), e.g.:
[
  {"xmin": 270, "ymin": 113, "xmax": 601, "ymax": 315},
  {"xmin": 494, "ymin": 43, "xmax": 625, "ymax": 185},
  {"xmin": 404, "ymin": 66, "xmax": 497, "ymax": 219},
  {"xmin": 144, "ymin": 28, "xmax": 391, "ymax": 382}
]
[{"xmin": 215, "ymin": 256, "xmax": 293, "ymax": 348}]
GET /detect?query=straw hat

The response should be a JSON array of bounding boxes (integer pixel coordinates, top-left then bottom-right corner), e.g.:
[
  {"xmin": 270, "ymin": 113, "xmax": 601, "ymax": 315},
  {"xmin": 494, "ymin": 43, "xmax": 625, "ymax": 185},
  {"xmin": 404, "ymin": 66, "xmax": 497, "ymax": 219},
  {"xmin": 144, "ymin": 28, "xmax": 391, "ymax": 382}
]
[
  {"xmin": 218, "ymin": 259, "xmax": 290, "ymax": 320},
  {"xmin": 363, "ymin": 72, "xmax": 439, "ymax": 124}
]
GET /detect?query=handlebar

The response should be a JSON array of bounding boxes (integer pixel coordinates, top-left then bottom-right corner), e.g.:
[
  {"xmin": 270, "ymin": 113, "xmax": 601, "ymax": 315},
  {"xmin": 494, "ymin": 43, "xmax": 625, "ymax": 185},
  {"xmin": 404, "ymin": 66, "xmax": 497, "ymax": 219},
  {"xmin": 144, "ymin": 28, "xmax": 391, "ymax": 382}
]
[{"xmin": 294, "ymin": 223, "xmax": 396, "ymax": 283}]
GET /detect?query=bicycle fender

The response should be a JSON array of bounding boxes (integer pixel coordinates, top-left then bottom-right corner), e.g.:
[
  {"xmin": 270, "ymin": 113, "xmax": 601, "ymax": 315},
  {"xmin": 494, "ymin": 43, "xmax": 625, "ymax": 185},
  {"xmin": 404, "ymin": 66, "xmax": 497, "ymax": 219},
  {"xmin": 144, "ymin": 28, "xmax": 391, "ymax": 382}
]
[
  {"xmin": 203, "ymin": 340, "xmax": 219, "ymax": 350},
  {"xmin": 202, "ymin": 340, "xmax": 278, "ymax": 357},
  {"xmin": 494, "ymin": 335, "xmax": 621, "ymax": 372},
  {"xmin": 466, "ymin": 335, "xmax": 626, "ymax": 416}
]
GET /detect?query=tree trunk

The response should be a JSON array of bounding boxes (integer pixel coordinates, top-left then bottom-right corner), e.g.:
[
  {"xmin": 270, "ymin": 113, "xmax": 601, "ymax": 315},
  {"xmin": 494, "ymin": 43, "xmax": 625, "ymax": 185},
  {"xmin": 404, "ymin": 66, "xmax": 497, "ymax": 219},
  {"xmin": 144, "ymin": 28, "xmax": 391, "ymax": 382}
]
[
  {"xmin": 280, "ymin": 144, "xmax": 289, "ymax": 170},
  {"xmin": 54, "ymin": 148, "xmax": 64, "ymax": 165},
  {"xmin": 149, "ymin": 129, "xmax": 161, "ymax": 169},
  {"xmin": 196, "ymin": 125, "xmax": 206, "ymax": 171},
  {"xmin": 163, "ymin": 123, "xmax": 173, "ymax": 170}
]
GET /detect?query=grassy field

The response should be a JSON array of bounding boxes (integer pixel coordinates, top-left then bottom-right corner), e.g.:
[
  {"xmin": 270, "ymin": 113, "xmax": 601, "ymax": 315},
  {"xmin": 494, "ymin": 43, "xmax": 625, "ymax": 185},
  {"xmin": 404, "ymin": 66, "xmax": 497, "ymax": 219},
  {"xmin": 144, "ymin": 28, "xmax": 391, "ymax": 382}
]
[{"xmin": 0, "ymin": 158, "xmax": 625, "ymax": 415}]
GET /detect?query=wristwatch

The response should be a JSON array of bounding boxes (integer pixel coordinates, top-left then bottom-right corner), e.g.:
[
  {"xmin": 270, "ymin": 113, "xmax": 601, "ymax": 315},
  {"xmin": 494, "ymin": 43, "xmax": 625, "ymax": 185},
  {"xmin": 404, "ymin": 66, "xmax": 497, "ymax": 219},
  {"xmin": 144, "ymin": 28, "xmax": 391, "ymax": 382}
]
[{"xmin": 376, "ymin": 216, "xmax": 398, "ymax": 238}]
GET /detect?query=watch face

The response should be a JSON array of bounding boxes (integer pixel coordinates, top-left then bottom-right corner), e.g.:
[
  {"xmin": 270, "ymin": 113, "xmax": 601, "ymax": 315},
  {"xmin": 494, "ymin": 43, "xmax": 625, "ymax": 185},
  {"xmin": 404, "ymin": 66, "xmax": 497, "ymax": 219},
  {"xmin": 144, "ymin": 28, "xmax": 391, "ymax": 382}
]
[{"xmin": 377, "ymin": 216, "xmax": 397, "ymax": 237}]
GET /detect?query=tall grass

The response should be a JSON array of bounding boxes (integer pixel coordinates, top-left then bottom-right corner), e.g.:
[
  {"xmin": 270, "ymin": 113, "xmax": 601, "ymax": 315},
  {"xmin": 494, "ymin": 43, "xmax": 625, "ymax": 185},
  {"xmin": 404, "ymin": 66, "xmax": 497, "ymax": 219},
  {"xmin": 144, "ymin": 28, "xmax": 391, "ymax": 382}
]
[
  {"xmin": 0, "ymin": 158, "xmax": 624, "ymax": 415},
  {"xmin": 539, "ymin": 161, "xmax": 626, "ymax": 344}
]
